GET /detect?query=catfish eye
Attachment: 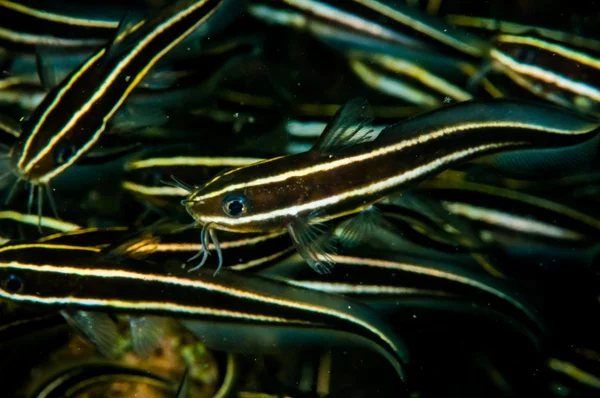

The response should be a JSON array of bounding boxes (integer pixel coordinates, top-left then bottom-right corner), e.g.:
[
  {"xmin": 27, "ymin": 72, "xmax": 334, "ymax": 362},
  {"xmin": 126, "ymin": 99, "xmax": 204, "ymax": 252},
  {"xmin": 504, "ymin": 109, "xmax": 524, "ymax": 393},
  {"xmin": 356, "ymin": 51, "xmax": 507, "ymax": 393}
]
[
  {"xmin": 514, "ymin": 46, "xmax": 536, "ymax": 63},
  {"xmin": 141, "ymin": 170, "xmax": 163, "ymax": 186},
  {"xmin": 55, "ymin": 143, "xmax": 77, "ymax": 165},
  {"xmin": 4, "ymin": 274, "xmax": 23, "ymax": 293},
  {"xmin": 222, "ymin": 196, "xmax": 248, "ymax": 217}
]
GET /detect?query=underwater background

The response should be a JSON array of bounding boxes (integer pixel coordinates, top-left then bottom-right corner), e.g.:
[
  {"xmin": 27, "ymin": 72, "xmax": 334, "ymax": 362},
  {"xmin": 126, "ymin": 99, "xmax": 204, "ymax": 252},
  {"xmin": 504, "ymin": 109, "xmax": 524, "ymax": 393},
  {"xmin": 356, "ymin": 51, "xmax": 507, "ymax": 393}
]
[{"xmin": 1, "ymin": 0, "xmax": 600, "ymax": 397}]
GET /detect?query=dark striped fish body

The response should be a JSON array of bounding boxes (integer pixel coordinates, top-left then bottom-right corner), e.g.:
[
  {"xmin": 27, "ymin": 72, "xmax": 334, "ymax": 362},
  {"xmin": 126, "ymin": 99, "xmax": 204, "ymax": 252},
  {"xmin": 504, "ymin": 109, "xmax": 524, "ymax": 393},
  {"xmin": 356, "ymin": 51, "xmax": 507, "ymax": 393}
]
[
  {"xmin": 266, "ymin": 251, "xmax": 546, "ymax": 343},
  {"xmin": 426, "ymin": 166, "xmax": 600, "ymax": 202},
  {"xmin": 347, "ymin": 50, "xmax": 476, "ymax": 107},
  {"xmin": 490, "ymin": 34, "xmax": 600, "ymax": 116},
  {"xmin": 400, "ymin": 180, "xmax": 600, "ymax": 276},
  {"xmin": 544, "ymin": 347, "xmax": 600, "ymax": 396},
  {"xmin": 376, "ymin": 203, "xmax": 474, "ymax": 255},
  {"xmin": 37, "ymin": 226, "xmax": 130, "ymax": 248},
  {"xmin": 1, "ymin": 32, "xmax": 257, "ymax": 115},
  {"xmin": 31, "ymin": 219, "xmax": 294, "ymax": 272},
  {"xmin": 133, "ymin": 226, "xmax": 295, "ymax": 272},
  {"xmin": 123, "ymin": 155, "xmax": 264, "ymax": 217},
  {"xmin": 0, "ymin": 0, "xmax": 120, "ymax": 53},
  {"xmin": 413, "ymin": 179, "xmax": 600, "ymax": 251},
  {"xmin": 184, "ymin": 99, "xmax": 600, "ymax": 271},
  {"xmin": 0, "ymin": 243, "xmax": 409, "ymax": 383},
  {"xmin": 249, "ymin": 0, "xmax": 489, "ymax": 58},
  {"xmin": 0, "ymin": 210, "xmax": 80, "ymax": 241},
  {"xmin": 249, "ymin": 0, "xmax": 428, "ymax": 53},
  {"xmin": 445, "ymin": 14, "xmax": 600, "ymax": 52},
  {"xmin": 10, "ymin": 0, "xmax": 234, "ymax": 186},
  {"xmin": 113, "ymin": 36, "xmax": 264, "ymax": 127}
]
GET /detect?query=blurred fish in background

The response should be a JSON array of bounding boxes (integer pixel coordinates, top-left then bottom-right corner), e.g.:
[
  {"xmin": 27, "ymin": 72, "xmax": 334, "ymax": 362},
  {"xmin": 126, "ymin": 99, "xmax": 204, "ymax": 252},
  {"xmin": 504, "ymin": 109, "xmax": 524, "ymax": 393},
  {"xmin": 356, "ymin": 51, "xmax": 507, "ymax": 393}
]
[{"xmin": 0, "ymin": 0, "xmax": 599, "ymax": 397}]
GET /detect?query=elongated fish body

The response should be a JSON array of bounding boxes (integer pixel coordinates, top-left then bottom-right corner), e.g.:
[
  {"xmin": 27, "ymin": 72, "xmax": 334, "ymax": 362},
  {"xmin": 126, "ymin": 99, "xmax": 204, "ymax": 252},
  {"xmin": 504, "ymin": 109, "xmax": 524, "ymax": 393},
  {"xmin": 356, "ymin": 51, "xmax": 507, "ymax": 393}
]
[
  {"xmin": 489, "ymin": 34, "xmax": 600, "ymax": 116},
  {"xmin": 0, "ymin": 0, "xmax": 120, "ymax": 54},
  {"xmin": 0, "ymin": 210, "xmax": 80, "ymax": 241},
  {"xmin": 376, "ymin": 204, "xmax": 474, "ymax": 255},
  {"xmin": 445, "ymin": 14, "xmax": 600, "ymax": 52},
  {"xmin": 183, "ymin": 99, "xmax": 600, "ymax": 272},
  {"xmin": 37, "ymin": 226, "xmax": 130, "ymax": 248},
  {"xmin": 9, "ymin": 0, "xmax": 235, "ymax": 188},
  {"xmin": 347, "ymin": 50, "xmax": 474, "ymax": 107},
  {"xmin": 413, "ymin": 179, "xmax": 600, "ymax": 250},
  {"xmin": 36, "ymin": 222, "xmax": 295, "ymax": 272},
  {"xmin": 266, "ymin": 251, "xmax": 546, "ymax": 345},
  {"xmin": 0, "ymin": 243, "xmax": 410, "ymax": 383},
  {"xmin": 545, "ymin": 347, "xmax": 600, "ymax": 396},
  {"xmin": 400, "ymin": 179, "xmax": 600, "ymax": 275},
  {"xmin": 425, "ymin": 167, "xmax": 600, "ymax": 201},
  {"xmin": 249, "ymin": 0, "xmax": 488, "ymax": 58},
  {"xmin": 1, "ymin": 32, "xmax": 257, "ymax": 116}
]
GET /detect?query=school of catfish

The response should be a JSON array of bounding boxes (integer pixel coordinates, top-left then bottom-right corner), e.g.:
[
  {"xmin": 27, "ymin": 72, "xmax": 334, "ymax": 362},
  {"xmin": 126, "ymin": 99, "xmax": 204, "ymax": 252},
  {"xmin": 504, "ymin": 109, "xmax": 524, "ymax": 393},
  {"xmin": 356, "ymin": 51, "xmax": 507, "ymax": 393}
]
[{"xmin": 0, "ymin": 0, "xmax": 599, "ymax": 397}]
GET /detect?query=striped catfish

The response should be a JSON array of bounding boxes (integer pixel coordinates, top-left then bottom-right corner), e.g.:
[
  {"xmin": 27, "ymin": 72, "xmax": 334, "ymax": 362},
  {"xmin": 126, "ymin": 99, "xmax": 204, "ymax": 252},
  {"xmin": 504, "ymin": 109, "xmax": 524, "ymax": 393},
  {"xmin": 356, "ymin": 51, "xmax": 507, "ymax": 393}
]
[
  {"xmin": 413, "ymin": 179, "xmax": 600, "ymax": 250},
  {"xmin": 0, "ymin": 210, "xmax": 80, "ymax": 241},
  {"xmin": 264, "ymin": 250, "xmax": 547, "ymax": 347},
  {"xmin": 0, "ymin": 242, "xmax": 410, "ymax": 385},
  {"xmin": 249, "ymin": 0, "xmax": 489, "ymax": 58},
  {"xmin": 397, "ymin": 179, "xmax": 600, "ymax": 276},
  {"xmin": 37, "ymin": 226, "xmax": 130, "ymax": 247},
  {"xmin": 489, "ymin": 33, "xmax": 600, "ymax": 116},
  {"xmin": 36, "ymin": 221, "xmax": 295, "ymax": 273},
  {"xmin": 5, "ymin": 0, "xmax": 239, "ymax": 219},
  {"xmin": 445, "ymin": 14, "xmax": 600, "ymax": 52},
  {"xmin": 545, "ymin": 347, "xmax": 600, "ymax": 395},
  {"xmin": 182, "ymin": 98, "xmax": 600, "ymax": 273},
  {"xmin": 0, "ymin": 0, "xmax": 120, "ymax": 54}
]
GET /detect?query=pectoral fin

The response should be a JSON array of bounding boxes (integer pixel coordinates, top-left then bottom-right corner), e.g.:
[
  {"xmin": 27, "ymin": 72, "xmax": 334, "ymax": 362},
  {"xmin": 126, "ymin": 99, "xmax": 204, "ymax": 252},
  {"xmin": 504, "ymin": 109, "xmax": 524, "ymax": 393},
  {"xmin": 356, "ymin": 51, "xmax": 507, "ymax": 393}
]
[
  {"xmin": 337, "ymin": 206, "xmax": 393, "ymax": 248},
  {"xmin": 287, "ymin": 217, "xmax": 336, "ymax": 274},
  {"xmin": 129, "ymin": 316, "xmax": 168, "ymax": 358},
  {"xmin": 61, "ymin": 309, "xmax": 119, "ymax": 357}
]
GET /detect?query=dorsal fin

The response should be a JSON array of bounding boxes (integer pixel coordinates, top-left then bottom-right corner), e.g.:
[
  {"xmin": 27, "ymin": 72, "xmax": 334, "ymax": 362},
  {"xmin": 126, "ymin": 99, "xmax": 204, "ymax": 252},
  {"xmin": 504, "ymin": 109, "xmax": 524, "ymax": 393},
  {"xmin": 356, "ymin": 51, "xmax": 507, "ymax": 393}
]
[
  {"xmin": 102, "ymin": 11, "xmax": 146, "ymax": 65},
  {"xmin": 311, "ymin": 98, "xmax": 377, "ymax": 154}
]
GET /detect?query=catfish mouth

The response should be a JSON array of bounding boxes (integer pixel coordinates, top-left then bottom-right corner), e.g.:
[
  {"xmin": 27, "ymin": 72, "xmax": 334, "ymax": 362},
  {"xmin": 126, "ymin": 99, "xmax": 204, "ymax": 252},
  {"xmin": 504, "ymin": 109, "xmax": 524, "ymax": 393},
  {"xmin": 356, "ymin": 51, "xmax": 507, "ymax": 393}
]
[
  {"xmin": 182, "ymin": 200, "xmax": 197, "ymax": 220},
  {"xmin": 181, "ymin": 203, "xmax": 218, "ymax": 230}
]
